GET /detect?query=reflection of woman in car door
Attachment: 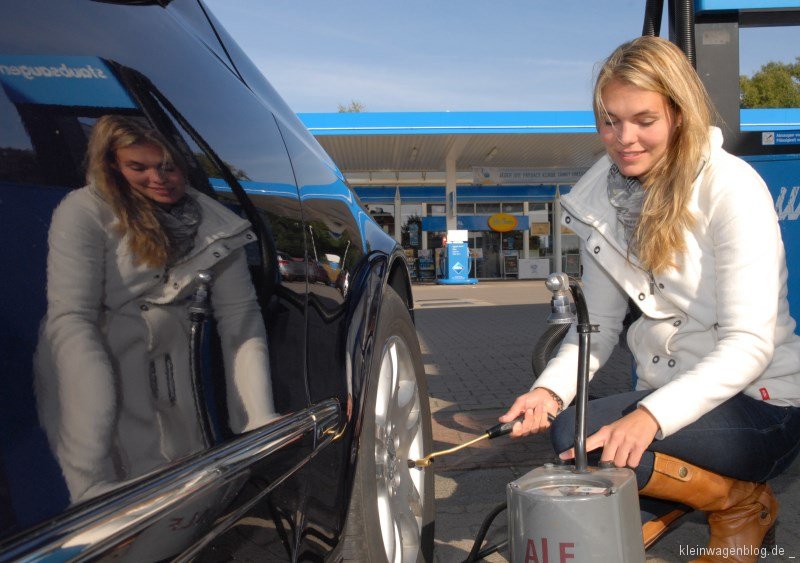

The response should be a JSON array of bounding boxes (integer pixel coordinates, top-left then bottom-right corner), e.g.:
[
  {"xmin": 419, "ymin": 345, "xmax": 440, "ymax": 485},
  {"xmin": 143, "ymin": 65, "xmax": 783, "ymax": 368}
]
[{"xmin": 35, "ymin": 115, "xmax": 276, "ymax": 503}]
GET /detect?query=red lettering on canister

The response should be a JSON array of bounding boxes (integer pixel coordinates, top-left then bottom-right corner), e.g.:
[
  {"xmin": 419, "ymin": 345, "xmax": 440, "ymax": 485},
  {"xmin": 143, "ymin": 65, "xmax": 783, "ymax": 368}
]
[{"xmin": 524, "ymin": 538, "xmax": 577, "ymax": 562}]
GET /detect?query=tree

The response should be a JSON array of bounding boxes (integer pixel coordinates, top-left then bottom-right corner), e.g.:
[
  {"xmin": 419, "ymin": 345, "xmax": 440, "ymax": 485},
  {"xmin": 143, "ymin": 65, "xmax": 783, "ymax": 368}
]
[
  {"xmin": 740, "ymin": 58, "xmax": 800, "ymax": 108},
  {"xmin": 337, "ymin": 100, "xmax": 366, "ymax": 113}
]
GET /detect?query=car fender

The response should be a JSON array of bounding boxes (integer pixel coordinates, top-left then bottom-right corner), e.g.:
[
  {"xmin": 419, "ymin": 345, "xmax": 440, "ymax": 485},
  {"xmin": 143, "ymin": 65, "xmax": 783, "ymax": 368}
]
[{"xmin": 336, "ymin": 245, "xmax": 414, "ymax": 493}]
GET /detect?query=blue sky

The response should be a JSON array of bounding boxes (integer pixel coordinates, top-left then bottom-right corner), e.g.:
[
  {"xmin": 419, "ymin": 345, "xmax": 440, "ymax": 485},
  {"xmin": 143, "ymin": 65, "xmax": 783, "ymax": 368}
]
[{"xmin": 204, "ymin": 1, "xmax": 800, "ymax": 113}]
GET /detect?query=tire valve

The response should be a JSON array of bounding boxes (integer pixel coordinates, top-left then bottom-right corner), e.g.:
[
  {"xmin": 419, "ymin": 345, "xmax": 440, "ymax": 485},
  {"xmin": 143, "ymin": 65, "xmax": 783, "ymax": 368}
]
[{"xmin": 407, "ymin": 413, "xmax": 555, "ymax": 469}]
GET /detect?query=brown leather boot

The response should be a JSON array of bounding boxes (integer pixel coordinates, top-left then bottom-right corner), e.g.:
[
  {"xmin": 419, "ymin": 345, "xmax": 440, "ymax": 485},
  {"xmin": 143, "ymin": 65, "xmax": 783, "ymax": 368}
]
[
  {"xmin": 639, "ymin": 453, "xmax": 778, "ymax": 563},
  {"xmin": 642, "ymin": 507, "xmax": 688, "ymax": 549}
]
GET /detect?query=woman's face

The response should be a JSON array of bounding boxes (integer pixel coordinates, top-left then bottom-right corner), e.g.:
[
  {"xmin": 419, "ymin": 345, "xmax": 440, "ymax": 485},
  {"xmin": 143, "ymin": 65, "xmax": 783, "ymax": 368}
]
[
  {"xmin": 114, "ymin": 142, "xmax": 186, "ymax": 205},
  {"xmin": 597, "ymin": 79, "xmax": 680, "ymax": 179}
]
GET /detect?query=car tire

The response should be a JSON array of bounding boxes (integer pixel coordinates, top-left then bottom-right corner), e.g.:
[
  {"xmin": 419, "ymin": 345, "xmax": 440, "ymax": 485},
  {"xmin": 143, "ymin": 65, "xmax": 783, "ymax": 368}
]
[{"xmin": 342, "ymin": 286, "xmax": 434, "ymax": 562}]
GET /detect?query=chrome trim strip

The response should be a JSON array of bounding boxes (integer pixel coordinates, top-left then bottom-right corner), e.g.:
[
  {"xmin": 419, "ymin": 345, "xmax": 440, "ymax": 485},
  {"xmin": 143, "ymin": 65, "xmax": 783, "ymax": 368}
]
[{"xmin": 1, "ymin": 400, "xmax": 339, "ymax": 562}]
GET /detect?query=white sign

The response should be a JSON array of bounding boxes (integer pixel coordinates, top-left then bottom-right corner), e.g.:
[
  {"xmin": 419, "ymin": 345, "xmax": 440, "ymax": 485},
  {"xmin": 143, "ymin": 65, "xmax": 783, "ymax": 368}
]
[
  {"xmin": 518, "ymin": 258, "xmax": 551, "ymax": 279},
  {"xmin": 474, "ymin": 167, "xmax": 589, "ymax": 185},
  {"xmin": 447, "ymin": 229, "xmax": 469, "ymax": 243}
]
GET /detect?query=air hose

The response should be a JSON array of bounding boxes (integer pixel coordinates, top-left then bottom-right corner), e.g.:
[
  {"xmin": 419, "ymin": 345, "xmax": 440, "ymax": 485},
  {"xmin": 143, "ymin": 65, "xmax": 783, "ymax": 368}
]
[
  {"xmin": 463, "ymin": 502, "xmax": 508, "ymax": 563},
  {"xmin": 675, "ymin": 0, "xmax": 696, "ymax": 67},
  {"xmin": 531, "ymin": 323, "xmax": 570, "ymax": 379},
  {"xmin": 641, "ymin": 0, "xmax": 664, "ymax": 36}
]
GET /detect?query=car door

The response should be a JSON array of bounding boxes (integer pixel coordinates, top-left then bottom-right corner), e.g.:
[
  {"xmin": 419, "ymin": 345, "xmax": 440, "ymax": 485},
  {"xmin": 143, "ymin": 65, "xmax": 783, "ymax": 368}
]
[{"xmin": 0, "ymin": 1, "xmax": 338, "ymax": 561}]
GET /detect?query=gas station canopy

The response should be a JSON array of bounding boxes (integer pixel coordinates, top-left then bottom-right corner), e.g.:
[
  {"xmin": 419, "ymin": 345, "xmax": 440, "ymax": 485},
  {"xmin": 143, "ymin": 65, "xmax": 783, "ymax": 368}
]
[
  {"xmin": 298, "ymin": 109, "xmax": 800, "ymax": 184},
  {"xmin": 299, "ymin": 111, "xmax": 606, "ymax": 182}
]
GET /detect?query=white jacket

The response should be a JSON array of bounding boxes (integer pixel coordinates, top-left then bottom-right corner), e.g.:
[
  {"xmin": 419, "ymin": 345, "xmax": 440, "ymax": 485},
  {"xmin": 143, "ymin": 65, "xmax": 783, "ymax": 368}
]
[
  {"xmin": 35, "ymin": 186, "xmax": 275, "ymax": 502},
  {"xmin": 535, "ymin": 128, "xmax": 800, "ymax": 439}
]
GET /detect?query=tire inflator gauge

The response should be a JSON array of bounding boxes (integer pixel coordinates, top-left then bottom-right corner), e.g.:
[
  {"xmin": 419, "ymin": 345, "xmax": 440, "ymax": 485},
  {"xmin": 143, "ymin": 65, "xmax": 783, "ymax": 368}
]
[{"xmin": 409, "ymin": 273, "xmax": 646, "ymax": 562}]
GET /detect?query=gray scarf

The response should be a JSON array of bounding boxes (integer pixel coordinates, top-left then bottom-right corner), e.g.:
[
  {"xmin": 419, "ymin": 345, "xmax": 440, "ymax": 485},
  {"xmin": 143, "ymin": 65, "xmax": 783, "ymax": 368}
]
[
  {"xmin": 607, "ymin": 164, "xmax": 645, "ymax": 253},
  {"xmin": 153, "ymin": 193, "xmax": 202, "ymax": 265}
]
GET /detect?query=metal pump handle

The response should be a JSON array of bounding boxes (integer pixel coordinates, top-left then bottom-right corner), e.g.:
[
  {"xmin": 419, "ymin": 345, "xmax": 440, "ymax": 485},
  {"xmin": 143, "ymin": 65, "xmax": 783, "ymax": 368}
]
[{"xmin": 544, "ymin": 272, "xmax": 596, "ymax": 473}]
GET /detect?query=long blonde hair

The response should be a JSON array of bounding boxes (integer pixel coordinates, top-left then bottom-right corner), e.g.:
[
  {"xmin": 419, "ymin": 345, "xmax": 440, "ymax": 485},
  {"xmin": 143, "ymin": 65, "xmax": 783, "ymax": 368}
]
[
  {"xmin": 593, "ymin": 36, "xmax": 713, "ymax": 273},
  {"xmin": 85, "ymin": 115, "xmax": 186, "ymax": 268}
]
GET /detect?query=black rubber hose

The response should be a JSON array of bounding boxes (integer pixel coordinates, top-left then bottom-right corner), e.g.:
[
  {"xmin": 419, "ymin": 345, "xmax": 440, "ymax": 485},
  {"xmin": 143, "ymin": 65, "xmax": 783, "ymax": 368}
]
[
  {"xmin": 474, "ymin": 539, "xmax": 508, "ymax": 560},
  {"xmin": 463, "ymin": 502, "xmax": 507, "ymax": 563},
  {"xmin": 531, "ymin": 323, "xmax": 570, "ymax": 379},
  {"xmin": 676, "ymin": 0, "xmax": 696, "ymax": 67},
  {"xmin": 642, "ymin": 0, "xmax": 664, "ymax": 36}
]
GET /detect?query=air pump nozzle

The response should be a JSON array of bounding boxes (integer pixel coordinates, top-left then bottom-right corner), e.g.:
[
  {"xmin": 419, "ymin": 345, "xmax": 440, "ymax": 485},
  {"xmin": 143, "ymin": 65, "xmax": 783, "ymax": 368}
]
[
  {"xmin": 407, "ymin": 413, "xmax": 555, "ymax": 469},
  {"xmin": 545, "ymin": 272, "xmax": 577, "ymax": 325}
]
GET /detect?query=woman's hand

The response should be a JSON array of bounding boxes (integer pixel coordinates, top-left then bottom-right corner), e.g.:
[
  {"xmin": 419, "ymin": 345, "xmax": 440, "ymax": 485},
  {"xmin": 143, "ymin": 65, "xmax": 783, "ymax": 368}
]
[
  {"xmin": 499, "ymin": 387, "xmax": 562, "ymax": 437},
  {"xmin": 559, "ymin": 406, "xmax": 660, "ymax": 468}
]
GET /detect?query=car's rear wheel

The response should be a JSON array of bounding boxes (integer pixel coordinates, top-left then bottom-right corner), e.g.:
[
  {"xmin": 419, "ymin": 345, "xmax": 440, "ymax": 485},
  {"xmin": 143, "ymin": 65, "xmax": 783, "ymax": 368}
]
[{"xmin": 343, "ymin": 286, "xmax": 434, "ymax": 562}]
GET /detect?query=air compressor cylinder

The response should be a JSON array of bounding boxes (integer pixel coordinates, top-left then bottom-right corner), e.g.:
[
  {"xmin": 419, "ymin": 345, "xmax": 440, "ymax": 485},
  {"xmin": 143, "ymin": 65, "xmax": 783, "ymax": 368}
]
[{"xmin": 507, "ymin": 463, "xmax": 645, "ymax": 562}]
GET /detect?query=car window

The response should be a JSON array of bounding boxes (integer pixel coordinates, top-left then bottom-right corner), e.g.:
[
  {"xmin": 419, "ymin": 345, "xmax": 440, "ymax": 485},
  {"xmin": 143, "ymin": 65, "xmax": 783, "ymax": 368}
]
[{"xmin": 0, "ymin": 1, "xmax": 306, "ymax": 540}]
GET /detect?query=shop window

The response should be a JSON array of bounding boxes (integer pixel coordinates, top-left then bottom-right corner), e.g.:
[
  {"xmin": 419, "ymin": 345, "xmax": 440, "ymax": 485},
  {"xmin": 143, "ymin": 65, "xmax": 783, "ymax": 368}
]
[
  {"xmin": 529, "ymin": 205, "xmax": 549, "ymax": 223},
  {"xmin": 401, "ymin": 204, "xmax": 423, "ymax": 225},
  {"xmin": 562, "ymin": 233, "xmax": 580, "ymax": 255},
  {"xmin": 504, "ymin": 232, "xmax": 522, "ymax": 251},
  {"xmin": 475, "ymin": 203, "xmax": 500, "ymax": 214},
  {"xmin": 427, "ymin": 231, "xmax": 445, "ymax": 250},
  {"xmin": 428, "ymin": 204, "xmax": 445, "ymax": 216},
  {"xmin": 368, "ymin": 206, "xmax": 395, "ymax": 233},
  {"xmin": 502, "ymin": 203, "xmax": 523, "ymax": 214},
  {"xmin": 401, "ymin": 212, "xmax": 422, "ymax": 249},
  {"xmin": 457, "ymin": 203, "xmax": 475, "ymax": 214}
]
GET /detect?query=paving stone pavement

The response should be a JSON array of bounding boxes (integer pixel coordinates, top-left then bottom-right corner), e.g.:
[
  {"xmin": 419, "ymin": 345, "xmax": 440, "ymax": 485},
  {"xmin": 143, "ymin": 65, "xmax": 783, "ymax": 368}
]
[{"xmin": 412, "ymin": 280, "xmax": 800, "ymax": 563}]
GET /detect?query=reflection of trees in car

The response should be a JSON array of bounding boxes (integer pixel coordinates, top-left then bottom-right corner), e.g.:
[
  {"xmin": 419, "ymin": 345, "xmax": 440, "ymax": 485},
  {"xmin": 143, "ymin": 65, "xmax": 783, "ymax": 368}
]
[
  {"xmin": 256, "ymin": 206, "xmax": 304, "ymax": 260},
  {"xmin": 193, "ymin": 152, "xmax": 250, "ymax": 181}
]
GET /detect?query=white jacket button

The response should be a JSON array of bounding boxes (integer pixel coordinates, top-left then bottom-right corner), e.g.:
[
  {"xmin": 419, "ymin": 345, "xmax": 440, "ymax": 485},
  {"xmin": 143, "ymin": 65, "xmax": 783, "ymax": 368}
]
[
  {"xmin": 565, "ymin": 216, "xmax": 571, "ymax": 224},
  {"xmin": 593, "ymin": 246, "xmax": 600, "ymax": 254},
  {"xmin": 213, "ymin": 251, "xmax": 221, "ymax": 258},
  {"xmin": 140, "ymin": 304, "xmax": 149, "ymax": 311},
  {"xmin": 652, "ymin": 356, "xmax": 660, "ymax": 363},
  {"xmin": 638, "ymin": 293, "xmax": 645, "ymax": 301},
  {"xmin": 673, "ymin": 320, "xmax": 682, "ymax": 327},
  {"xmin": 668, "ymin": 359, "xmax": 676, "ymax": 367}
]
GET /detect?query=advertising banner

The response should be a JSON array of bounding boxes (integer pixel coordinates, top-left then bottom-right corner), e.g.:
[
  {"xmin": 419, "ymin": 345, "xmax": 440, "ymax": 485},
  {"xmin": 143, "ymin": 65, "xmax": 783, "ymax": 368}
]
[{"xmin": 474, "ymin": 167, "xmax": 589, "ymax": 185}]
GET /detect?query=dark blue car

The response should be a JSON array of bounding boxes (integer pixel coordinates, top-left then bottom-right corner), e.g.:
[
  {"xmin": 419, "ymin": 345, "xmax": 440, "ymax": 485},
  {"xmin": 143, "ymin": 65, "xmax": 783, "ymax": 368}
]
[{"xmin": 0, "ymin": 1, "xmax": 434, "ymax": 561}]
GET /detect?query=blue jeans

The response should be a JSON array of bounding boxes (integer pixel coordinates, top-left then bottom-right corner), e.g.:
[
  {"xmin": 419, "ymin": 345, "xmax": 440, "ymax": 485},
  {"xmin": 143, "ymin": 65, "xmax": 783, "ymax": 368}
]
[{"xmin": 550, "ymin": 390, "xmax": 800, "ymax": 489}]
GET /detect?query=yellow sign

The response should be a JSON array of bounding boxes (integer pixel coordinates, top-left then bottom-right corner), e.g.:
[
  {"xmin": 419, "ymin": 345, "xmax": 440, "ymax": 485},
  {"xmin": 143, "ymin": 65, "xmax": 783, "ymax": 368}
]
[
  {"xmin": 488, "ymin": 213, "xmax": 518, "ymax": 232},
  {"xmin": 530, "ymin": 222, "xmax": 550, "ymax": 235}
]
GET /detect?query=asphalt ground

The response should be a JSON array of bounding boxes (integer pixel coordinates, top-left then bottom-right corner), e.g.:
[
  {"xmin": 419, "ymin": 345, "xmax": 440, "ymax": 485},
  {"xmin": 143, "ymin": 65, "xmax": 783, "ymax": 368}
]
[{"xmin": 411, "ymin": 280, "xmax": 800, "ymax": 563}]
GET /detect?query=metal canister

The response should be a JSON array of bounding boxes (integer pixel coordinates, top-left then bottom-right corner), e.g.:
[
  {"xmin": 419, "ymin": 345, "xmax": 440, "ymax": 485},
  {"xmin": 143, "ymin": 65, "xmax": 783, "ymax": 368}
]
[{"xmin": 507, "ymin": 463, "xmax": 645, "ymax": 562}]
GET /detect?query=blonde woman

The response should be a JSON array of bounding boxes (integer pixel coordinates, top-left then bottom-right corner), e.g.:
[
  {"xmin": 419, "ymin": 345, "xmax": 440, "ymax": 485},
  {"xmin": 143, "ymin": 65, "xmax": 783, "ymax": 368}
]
[
  {"xmin": 501, "ymin": 36, "xmax": 800, "ymax": 561},
  {"xmin": 35, "ymin": 115, "xmax": 275, "ymax": 503}
]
